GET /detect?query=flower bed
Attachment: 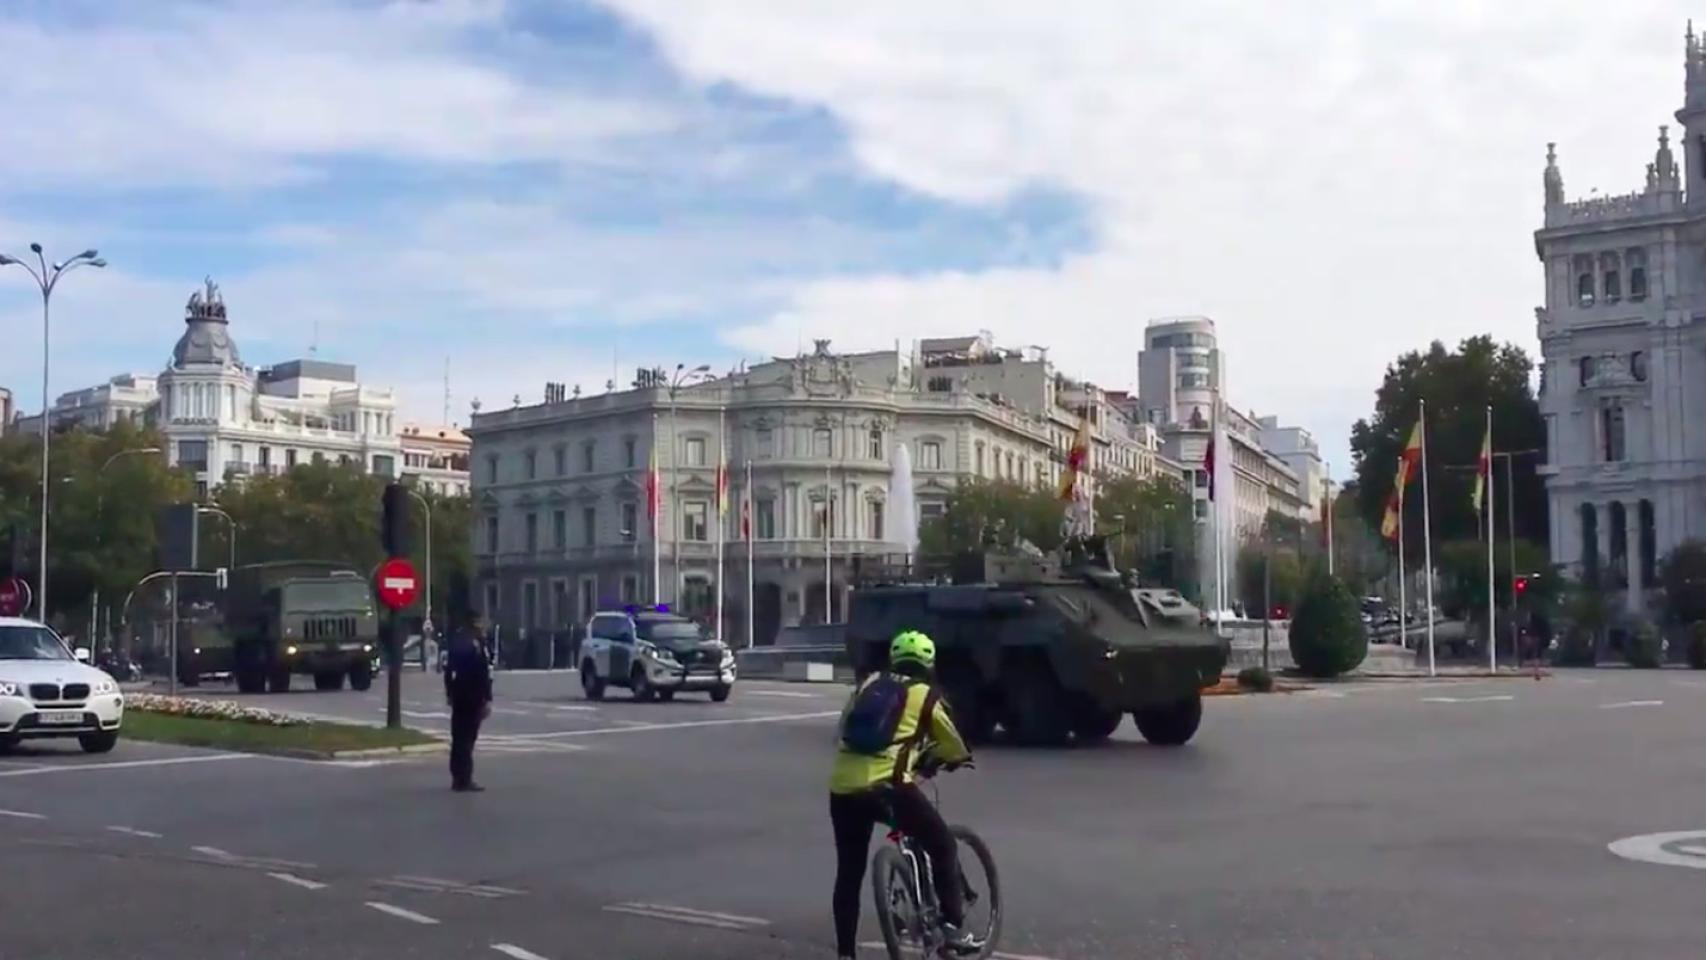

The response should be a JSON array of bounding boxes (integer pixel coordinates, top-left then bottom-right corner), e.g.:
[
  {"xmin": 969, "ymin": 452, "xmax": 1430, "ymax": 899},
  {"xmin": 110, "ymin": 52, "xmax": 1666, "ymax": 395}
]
[{"xmin": 126, "ymin": 693, "xmax": 312, "ymax": 727}]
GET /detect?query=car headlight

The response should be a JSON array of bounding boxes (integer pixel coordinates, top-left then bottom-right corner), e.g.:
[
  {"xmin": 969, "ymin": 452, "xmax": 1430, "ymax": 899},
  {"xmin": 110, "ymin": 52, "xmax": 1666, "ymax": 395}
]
[
  {"xmin": 643, "ymin": 645, "xmax": 677, "ymax": 665},
  {"xmin": 721, "ymin": 652, "xmax": 736, "ymax": 669},
  {"xmin": 0, "ymin": 681, "xmax": 22, "ymax": 698},
  {"xmin": 362, "ymin": 644, "xmax": 373, "ymax": 653},
  {"xmin": 92, "ymin": 679, "xmax": 117, "ymax": 696},
  {"xmin": 286, "ymin": 645, "xmax": 299, "ymax": 656}
]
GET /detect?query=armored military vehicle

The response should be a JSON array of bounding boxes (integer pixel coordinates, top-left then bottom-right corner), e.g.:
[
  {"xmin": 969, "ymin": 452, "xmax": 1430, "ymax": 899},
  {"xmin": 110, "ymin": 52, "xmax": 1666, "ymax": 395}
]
[
  {"xmin": 845, "ymin": 535, "xmax": 1228, "ymax": 747},
  {"xmin": 221, "ymin": 561, "xmax": 380, "ymax": 694}
]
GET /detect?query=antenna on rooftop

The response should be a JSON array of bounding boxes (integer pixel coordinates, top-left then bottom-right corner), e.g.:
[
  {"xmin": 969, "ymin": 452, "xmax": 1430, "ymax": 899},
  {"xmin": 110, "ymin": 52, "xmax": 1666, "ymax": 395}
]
[{"xmin": 442, "ymin": 356, "xmax": 451, "ymax": 425}]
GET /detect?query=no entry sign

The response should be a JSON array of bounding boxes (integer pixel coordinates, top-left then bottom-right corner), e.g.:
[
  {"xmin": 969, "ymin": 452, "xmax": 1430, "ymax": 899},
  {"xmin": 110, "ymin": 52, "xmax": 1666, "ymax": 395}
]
[
  {"xmin": 375, "ymin": 557, "xmax": 420, "ymax": 611},
  {"xmin": 0, "ymin": 577, "xmax": 30, "ymax": 617}
]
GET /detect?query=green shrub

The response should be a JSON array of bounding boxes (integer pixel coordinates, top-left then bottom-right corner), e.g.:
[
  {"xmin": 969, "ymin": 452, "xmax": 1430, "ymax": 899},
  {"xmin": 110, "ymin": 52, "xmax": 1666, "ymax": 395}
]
[
  {"xmin": 1624, "ymin": 622, "xmax": 1663, "ymax": 669},
  {"xmin": 1287, "ymin": 572, "xmax": 1368, "ymax": 679},
  {"xmin": 1236, "ymin": 666, "xmax": 1274, "ymax": 692},
  {"xmin": 1688, "ymin": 623, "xmax": 1706, "ymax": 670}
]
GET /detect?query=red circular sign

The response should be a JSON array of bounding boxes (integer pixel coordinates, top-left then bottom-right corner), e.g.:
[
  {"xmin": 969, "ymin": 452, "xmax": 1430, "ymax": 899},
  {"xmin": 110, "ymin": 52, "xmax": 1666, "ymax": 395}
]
[
  {"xmin": 0, "ymin": 577, "xmax": 30, "ymax": 617},
  {"xmin": 374, "ymin": 558, "xmax": 420, "ymax": 611}
]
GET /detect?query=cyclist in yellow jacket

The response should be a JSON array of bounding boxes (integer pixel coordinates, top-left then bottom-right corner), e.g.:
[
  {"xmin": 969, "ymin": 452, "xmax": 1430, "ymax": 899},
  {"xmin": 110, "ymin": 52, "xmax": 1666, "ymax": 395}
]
[{"xmin": 829, "ymin": 629, "xmax": 978, "ymax": 959}]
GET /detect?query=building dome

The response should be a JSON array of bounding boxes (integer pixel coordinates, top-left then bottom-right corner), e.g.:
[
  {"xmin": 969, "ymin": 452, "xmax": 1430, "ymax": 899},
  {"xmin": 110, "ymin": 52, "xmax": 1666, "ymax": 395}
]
[{"xmin": 171, "ymin": 277, "xmax": 242, "ymax": 368}]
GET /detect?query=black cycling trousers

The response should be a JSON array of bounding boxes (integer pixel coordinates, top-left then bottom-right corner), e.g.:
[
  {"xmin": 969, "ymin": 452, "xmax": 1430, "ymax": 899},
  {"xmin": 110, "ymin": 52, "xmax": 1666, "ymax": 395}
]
[{"xmin": 830, "ymin": 785, "xmax": 962, "ymax": 956}]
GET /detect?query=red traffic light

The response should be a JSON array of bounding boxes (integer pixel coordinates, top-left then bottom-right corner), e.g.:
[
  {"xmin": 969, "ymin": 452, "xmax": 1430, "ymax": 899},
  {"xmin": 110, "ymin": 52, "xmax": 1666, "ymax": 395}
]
[{"xmin": 1513, "ymin": 576, "xmax": 1530, "ymax": 596}]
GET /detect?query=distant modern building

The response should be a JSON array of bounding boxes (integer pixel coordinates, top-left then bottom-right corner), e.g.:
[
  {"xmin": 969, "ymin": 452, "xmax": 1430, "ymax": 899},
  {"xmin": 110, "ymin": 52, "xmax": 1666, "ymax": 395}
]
[
  {"xmin": 18, "ymin": 279, "xmax": 467, "ymax": 497},
  {"xmin": 467, "ymin": 337, "xmax": 1181, "ymax": 646},
  {"xmin": 1532, "ymin": 25, "xmax": 1706, "ymax": 612},
  {"xmin": 1257, "ymin": 415, "xmax": 1327, "ymax": 515},
  {"xmin": 401, "ymin": 423, "xmax": 472, "ymax": 497}
]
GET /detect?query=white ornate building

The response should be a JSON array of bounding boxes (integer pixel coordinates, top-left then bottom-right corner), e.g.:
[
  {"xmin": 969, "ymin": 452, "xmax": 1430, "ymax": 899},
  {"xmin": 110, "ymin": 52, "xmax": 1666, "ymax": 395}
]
[
  {"xmin": 1532, "ymin": 28, "xmax": 1706, "ymax": 611},
  {"xmin": 22, "ymin": 280, "xmax": 468, "ymax": 497},
  {"xmin": 467, "ymin": 338, "xmax": 1184, "ymax": 645}
]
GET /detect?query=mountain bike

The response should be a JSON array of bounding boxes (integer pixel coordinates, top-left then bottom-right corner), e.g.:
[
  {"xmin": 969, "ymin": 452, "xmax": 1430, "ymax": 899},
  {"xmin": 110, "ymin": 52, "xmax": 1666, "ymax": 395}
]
[{"xmin": 870, "ymin": 758, "xmax": 1002, "ymax": 959}]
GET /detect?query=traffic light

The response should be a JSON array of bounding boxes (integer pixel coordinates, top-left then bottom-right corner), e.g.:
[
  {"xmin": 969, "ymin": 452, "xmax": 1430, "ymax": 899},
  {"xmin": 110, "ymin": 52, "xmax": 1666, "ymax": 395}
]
[
  {"xmin": 1513, "ymin": 576, "xmax": 1530, "ymax": 599},
  {"xmin": 382, "ymin": 482, "xmax": 410, "ymax": 557},
  {"xmin": 156, "ymin": 504, "xmax": 199, "ymax": 571}
]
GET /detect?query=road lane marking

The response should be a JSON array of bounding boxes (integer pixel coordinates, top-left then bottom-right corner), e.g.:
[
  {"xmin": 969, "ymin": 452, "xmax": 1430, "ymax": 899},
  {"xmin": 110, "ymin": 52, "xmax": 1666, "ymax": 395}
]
[
  {"xmin": 106, "ymin": 826, "xmax": 162, "ymax": 838},
  {"xmin": 378, "ymin": 875, "xmax": 526, "ymax": 898},
  {"xmin": 517, "ymin": 701, "xmax": 599, "ymax": 712},
  {"xmin": 1420, "ymin": 695, "xmax": 1515, "ymax": 704},
  {"xmin": 514, "ymin": 710, "xmax": 841, "ymax": 740},
  {"xmin": 0, "ymin": 809, "xmax": 46, "ymax": 820},
  {"xmin": 492, "ymin": 945, "xmax": 551, "ymax": 960},
  {"xmin": 604, "ymin": 902, "xmax": 769, "ymax": 931},
  {"xmin": 366, "ymin": 901, "xmax": 440, "ymax": 924},
  {"xmin": 742, "ymin": 689, "xmax": 823, "ymax": 699},
  {"xmin": 0, "ymin": 753, "xmax": 251, "ymax": 778},
  {"xmin": 191, "ymin": 846, "xmax": 316, "ymax": 871},
  {"xmin": 1601, "ymin": 700, "xmax": 1664, "ymax": 709},
  {"xmin": 268, "ymin": 872, "xmax": 328, "ymax": 891}
]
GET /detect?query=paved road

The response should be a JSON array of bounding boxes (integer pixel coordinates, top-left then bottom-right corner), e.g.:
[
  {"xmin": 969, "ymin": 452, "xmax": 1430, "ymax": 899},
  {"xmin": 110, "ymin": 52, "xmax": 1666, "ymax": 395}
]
[{"xmin": 7, "ymin": 669, "xmax": 1706, "ymax": 958}]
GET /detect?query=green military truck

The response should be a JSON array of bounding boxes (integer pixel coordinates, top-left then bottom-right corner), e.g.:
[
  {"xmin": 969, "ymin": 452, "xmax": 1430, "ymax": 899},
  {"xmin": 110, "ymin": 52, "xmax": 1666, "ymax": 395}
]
[
  {"xmin": 222, "ymin": 561, "xmax": 380, "ymax": 694},
  {"xmin": 846, "ymin": 535, "xmax": 1229, "ymax": 747}
]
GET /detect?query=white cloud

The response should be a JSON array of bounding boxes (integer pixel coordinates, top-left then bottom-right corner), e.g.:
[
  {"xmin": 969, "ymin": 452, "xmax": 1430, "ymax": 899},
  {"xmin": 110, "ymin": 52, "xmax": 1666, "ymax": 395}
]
[
  {"xmin": 603, "ymin": 0, "xmax": 1693, "ymax": 471},
  {"xmin": 0, "ymin": 1, "xmax": 673, "ymax": 190}
]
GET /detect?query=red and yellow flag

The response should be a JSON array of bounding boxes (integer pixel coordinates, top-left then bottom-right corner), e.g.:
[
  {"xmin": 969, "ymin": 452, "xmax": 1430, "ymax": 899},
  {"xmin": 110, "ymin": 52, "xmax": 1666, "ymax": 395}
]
[
  {"xmin": 1471, "ymin": 421, "xmax": 1491, "ymax": 514},
  {"xmin": 715, "ymin": 459, "xmax": 729, "ymax": 518},
  {"xmin": 1379, "ymin": 418, "xmax": 1424, "ymax": 541},
  {"xmin": 645, "ymin": 448, "xmax": 660, "ymax": 523},
  {"xmin": 1058, "ymin": 411, "xmax": 1093, "ymax": 502}
]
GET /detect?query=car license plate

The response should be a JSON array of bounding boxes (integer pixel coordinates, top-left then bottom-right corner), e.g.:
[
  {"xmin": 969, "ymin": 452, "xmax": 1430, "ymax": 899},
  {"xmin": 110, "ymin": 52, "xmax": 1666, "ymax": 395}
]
[{"xmin": 36, "ymin": 710, "xmax": 82, "ymax": 726}]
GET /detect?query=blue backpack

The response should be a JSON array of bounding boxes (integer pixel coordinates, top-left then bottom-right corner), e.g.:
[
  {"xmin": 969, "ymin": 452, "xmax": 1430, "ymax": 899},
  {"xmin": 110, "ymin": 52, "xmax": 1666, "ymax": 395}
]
[{"xmin": 841, "ymin": 673, "xmax": 920, "ymax": 756}]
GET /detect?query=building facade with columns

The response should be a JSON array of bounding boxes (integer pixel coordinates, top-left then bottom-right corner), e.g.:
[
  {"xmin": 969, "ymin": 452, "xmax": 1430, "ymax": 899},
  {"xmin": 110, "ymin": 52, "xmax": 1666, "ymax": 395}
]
[
  {"xmin": 466, "ymin": 339, "xmax": 1178, "ymax": 646},
  {"xmin": 1533, "ymin": 28, "xmax": 1706, "ymax": 611}
]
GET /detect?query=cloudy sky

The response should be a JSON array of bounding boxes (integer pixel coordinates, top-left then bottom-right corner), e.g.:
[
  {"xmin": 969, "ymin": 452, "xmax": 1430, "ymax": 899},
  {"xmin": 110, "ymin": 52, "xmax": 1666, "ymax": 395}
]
[{"xmin": 0, "ymin": 1, "xmax": 1695, "ymax": 473}]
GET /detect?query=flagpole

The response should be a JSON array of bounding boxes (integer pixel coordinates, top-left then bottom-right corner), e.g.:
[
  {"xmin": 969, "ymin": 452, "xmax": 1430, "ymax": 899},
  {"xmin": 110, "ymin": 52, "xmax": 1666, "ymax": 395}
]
[
  {"xmin": 1485, "ymin": 405, "xmax": 1496, "ymax": 673},
  {"xmin": 1420, "ymin": 399, "xmax": 1436, "ymax": 678},
  {"xmin": 745, "ymin": 459, "xmax": 755, "ymax": 649},
  {"xmin": 824, "ymin": 461, "xmax": 833, "ymax": 624},
  {"xmin": 651, "ymin": 412, "xmax": 661, "ymax": 605},
  {"xmin": 1212, "ymin": 403, "xmax": 1225, "ymax": 630},
  {"xmin": 1397, "ymin": 463, "xmax": 1407, "ymax": 656},
  {"xmin": 1325, "ymin": 463, "xmax": 1335, "ymax": 577},
  {"xmin": 715, "ymin": 408, "xmax": 726, "ymax": 643}
]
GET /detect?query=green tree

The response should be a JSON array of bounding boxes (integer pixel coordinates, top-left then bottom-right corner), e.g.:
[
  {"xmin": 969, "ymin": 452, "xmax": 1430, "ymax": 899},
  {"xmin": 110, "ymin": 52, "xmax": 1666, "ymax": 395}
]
[
  {"xmin": 917, "ymin": 478, "xmax": 1066, "ymax": 556},
  {"xmin": 1093, "ymin": 474, "xmax": 1195, "ymax": 592},
  {"xmin": 1324, "ymin": 481, "xmax": 1391, "ymax": 596},
  {"xmin": 1350, "ymin": 336, "xmax": 1546, "ymax": 562},
  {"xmin": 1237, "ymin": 543, "xmax": 1303, "ymax": 619},
  {"xmin": 1660, "ymin": 539, "xmax": 1706, "ymax": 625},
  {"xmin": 1287, "ymin": 570, "xmax": 1369, "ymax": 678},
  {"xmin": 1435, "ymin": 538, "xmax": 1554, "ymax": 620}
]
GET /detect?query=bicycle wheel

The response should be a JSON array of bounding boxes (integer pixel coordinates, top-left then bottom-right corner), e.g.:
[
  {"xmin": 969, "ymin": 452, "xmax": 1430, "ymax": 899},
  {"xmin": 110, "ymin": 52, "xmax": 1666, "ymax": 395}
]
[
  {"xmin": 951, "ymin": 826, "xmax": 1003, "ymax": 958},
  {"xmin": 871, "ymin": 845, "xmax": 922, "ymax": 959}
]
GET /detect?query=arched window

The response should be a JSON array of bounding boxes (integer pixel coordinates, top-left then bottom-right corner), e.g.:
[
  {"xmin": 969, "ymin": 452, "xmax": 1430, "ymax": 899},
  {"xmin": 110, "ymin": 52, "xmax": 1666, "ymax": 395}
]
[
  {"xmin": 1574, "ymin": 254, "xmax": 1595, "ymax": 306},
  {"xmin": 1631, "ymin": 351, "xmax": 1648, "ymax": 382},
  {"xmin": 1579, "ymin": 356, "xmax": 1596, "ymax": 387}
]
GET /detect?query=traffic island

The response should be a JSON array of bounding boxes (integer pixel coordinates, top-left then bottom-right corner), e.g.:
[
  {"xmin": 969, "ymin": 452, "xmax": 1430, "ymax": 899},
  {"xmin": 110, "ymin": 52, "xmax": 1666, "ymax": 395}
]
[{"xmin": 124, "ymin": 694, "xmax": 439, "ymax": 760}]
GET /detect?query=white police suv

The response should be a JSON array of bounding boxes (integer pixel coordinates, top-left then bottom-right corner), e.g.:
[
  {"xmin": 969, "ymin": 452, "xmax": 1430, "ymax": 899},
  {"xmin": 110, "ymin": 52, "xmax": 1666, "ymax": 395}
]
[
  {"xmin": 0, "ymin": 617, "xmax": 124, "ymax": 753},
  {"xmin": 579, "ymin": 605, "xmax": 736, "ymax": 703}
]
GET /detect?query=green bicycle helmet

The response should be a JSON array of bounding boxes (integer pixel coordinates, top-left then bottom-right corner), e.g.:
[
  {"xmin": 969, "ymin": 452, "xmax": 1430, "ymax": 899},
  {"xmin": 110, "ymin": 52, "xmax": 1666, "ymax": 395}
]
[{"xmin": 889, "ymin": 630, "xmax": 936, "ymax": 669}]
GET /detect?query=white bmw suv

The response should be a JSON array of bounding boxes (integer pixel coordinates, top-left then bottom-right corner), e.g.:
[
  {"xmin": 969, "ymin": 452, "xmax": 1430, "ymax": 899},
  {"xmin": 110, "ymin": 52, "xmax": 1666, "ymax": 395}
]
[{"xmin": 0, "ymin": 618, "xmax": 124, "ymax": 754}]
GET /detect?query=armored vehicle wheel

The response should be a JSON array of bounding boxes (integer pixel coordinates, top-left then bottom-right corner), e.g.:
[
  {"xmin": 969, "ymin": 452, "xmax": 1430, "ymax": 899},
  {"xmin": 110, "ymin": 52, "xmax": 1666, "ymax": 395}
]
[
  {"xmin": 1070, "ymin": 699, "xmax": 1124, "ymax": 744},
  {"xmin": 348, "ymin": 663, "xmax": 374, "ymax": 691},
  {"xmin": 235, "ymin": 665, "xmax": 266, "ymax": 694},
  {"xmin": 630, "ymin": 668, "xmax": 655, "ymax": 702},
  {"xmin": 710, "ymin": 684, "xmax": 731, "ymax": 703},
  {"xmin": 945, "ymin": 682, "xmax": 995, "ymax": 745},
  {"xmin": 266, "ymin": 667, "xmax": 292, "ymax": 694},
  {"xmin": 580, "ymin": 661, "xmax": 605, "ymax": 700},
  {"xmin": 314, "ymin": 671, "xmax": 344, "ymax": 692},
  {"xmin": 1003, "ymin": 672, "xmax": 1071, "ymax": 747},
  {"xmin": 1133, "ymin": 694, "xmax": 1203, "ymax": 746}
]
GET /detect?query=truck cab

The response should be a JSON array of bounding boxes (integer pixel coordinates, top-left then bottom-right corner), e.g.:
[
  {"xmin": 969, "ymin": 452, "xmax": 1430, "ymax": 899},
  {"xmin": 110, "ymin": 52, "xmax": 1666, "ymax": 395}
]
[{"xmin": 578, "ymin": 606, "xmax": 735, "ymax": 703}]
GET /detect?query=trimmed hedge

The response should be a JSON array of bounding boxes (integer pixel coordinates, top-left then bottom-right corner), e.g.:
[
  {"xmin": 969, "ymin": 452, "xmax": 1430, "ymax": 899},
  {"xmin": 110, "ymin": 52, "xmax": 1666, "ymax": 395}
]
[{"xmin": 1287, "ymin": 572, "xmax": 1368, "ymax": 679}]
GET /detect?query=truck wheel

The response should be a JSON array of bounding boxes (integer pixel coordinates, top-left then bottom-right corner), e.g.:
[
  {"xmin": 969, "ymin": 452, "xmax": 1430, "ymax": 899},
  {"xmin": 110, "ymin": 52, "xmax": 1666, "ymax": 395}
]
[
  {"xmin": 348, "ymin": 663, "xmax": 374, "ymax": 692},
  {"xmin": 1070, "ymin": 698, "xmax": 1124, "ymax": 744},
  {"xmin": 1133, "ymin": 694, "xmax": 1203, "ymax": 746},
  {"xmin": 1003, "ymin": 672, "xmax": 1071, "ymax": 747},
  {"xmin": 78, "ymin": 732, "xmax": 119, "ymax": 754},
  {"xmin": 313, "ymin": 672, "xmax": 344, "ymax": 692},
  {"xmin": 267, "ymin": 668, "xmax": 291, "ymax": 694},
  {"xmin": 580, "ymin": 662, "xmax": 605, "ymax": 700},
  {"xmin": 630, "ymin": 668, "xmax": 655, "ymax": 703}
]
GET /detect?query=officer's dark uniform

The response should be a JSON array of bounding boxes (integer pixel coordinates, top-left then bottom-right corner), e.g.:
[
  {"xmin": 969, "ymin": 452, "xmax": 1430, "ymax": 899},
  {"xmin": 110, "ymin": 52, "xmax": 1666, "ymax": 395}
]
[{"xmin": 443, "ymin": 626, "xmax": 493, "ymax": 792}]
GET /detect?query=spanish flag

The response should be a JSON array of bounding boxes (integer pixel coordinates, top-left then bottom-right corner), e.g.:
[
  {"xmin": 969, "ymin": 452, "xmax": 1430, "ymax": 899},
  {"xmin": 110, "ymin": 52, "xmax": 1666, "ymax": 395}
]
[
  {"xmin": 1058, "ymin": 410, "xmax": 1093, "ymax": 502},
  {"xmin": 1471, "ymin": 420, "xmax": 1491, "ymax": 514},
  {"xmin": 1379, "ymin": 418, "xmax": 1424, "ymax": 541}
]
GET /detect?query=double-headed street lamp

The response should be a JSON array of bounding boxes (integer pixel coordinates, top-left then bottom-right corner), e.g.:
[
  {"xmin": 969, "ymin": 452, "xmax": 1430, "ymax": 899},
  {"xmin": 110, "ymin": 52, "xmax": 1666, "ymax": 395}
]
[
  {"xmin": 0, "ymin": 244, "xmax": 106, "ymax": 622},
  {"xmin": 196, "ymin": 505, "xmax": 238, "ymax": 572},
  {"xmin": 667, "ymin": 363, "xmax": 711, "ymax": 604}
]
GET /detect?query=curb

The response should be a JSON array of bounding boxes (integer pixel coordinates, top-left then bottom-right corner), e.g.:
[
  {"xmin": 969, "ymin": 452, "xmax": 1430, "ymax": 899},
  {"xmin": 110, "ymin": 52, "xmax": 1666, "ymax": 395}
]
[{"xmin": 330, "ymin": 742, "xmax": 447, "ymax": 760}]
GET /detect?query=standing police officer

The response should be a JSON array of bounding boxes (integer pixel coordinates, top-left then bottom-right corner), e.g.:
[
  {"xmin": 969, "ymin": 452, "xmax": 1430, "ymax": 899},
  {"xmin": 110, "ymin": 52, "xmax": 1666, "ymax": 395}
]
[{"xmin": 443, "ymin": 613, "xmax": 493, "ymax": 793}]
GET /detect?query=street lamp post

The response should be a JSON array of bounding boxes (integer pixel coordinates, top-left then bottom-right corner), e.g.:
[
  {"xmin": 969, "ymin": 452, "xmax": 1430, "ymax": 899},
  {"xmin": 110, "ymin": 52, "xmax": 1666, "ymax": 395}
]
[
  {"xmin": 196, "ymin": 506, "xmax": 238, "ymax": 571},
  {"xmin": 92, "ymin": 447, "xmax": 162, "ymax": 650},
  {"xmin": 0, "ymin": 244, "xmax": 107, "ymax": 623}
]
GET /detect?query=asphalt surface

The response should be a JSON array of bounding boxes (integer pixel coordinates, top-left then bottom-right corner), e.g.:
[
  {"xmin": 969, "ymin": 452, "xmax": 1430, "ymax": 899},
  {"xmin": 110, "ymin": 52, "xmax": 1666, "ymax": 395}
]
[{"xmin": 5, "ymin": 668, "xmax": 1706, "ymax": 959}]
